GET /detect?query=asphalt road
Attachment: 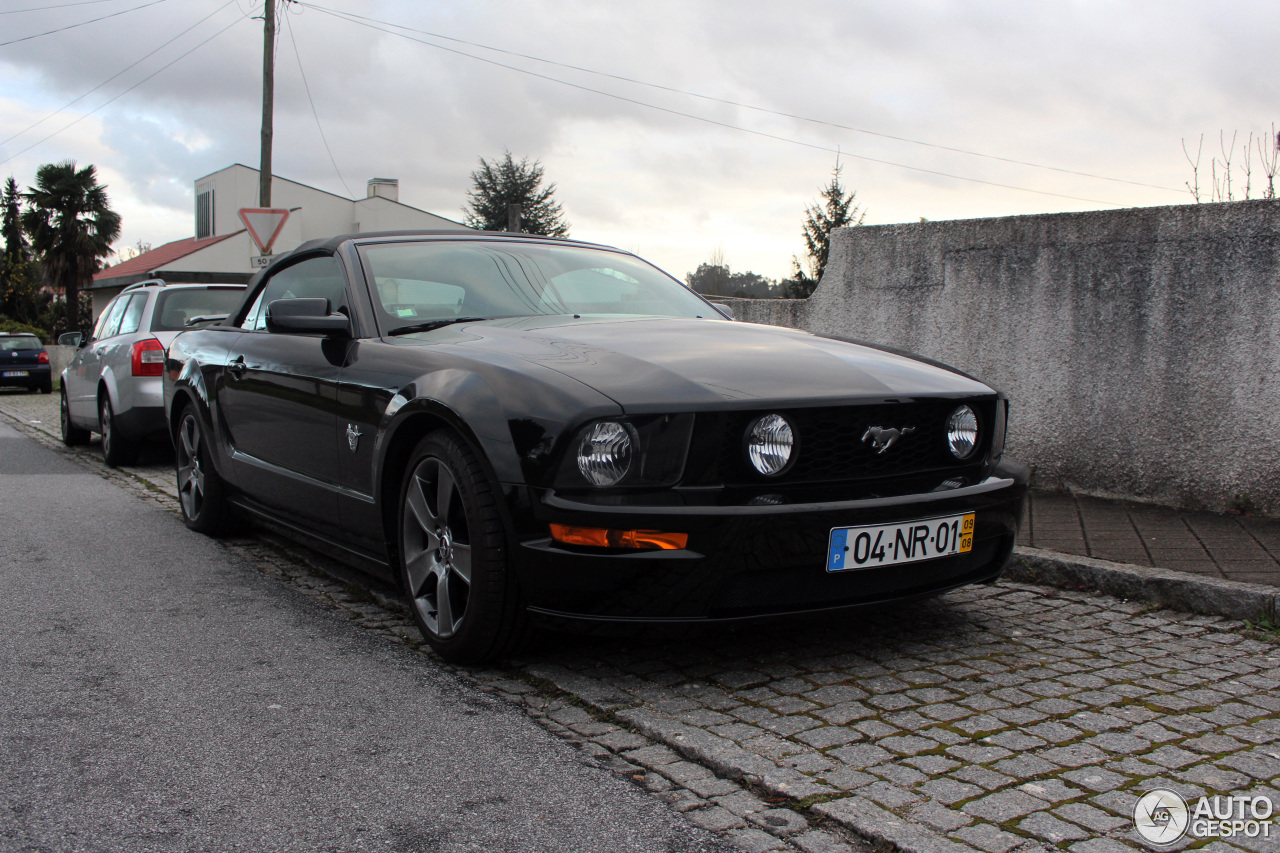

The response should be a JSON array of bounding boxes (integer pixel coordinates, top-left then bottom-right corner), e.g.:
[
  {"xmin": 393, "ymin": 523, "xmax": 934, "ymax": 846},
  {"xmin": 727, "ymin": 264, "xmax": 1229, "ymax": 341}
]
[{"xmin": 0, "ymin": 419, "xmax": 734, "ymax": 853}]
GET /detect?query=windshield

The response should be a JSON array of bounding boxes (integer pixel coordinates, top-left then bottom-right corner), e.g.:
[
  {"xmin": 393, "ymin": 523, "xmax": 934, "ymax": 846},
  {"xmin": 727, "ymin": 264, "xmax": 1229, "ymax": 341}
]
[
  {"xmin": 151, "ymin": 287, "xmax": 246, "ymax": 331},
  {"xmin": 0, "ymin": 335, "xmax": 42, "ymax": 351},
  {"xmin": 357, "ymin": 241, "xmax": 717, "ymax": 333}
]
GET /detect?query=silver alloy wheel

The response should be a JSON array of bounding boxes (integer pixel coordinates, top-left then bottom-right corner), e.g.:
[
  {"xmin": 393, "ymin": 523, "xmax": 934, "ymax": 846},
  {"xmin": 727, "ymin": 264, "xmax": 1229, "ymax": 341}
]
[
  {"xmin": 401, "ymin": 456, "xmax": 473, "ymax": 639},
  {"xmin": 61, "ymin": 392, "xmax": 71, "ymax": 436},
  {"xmin": 176, "ymin": 413, "xmax": 206, "ymax": 521}
]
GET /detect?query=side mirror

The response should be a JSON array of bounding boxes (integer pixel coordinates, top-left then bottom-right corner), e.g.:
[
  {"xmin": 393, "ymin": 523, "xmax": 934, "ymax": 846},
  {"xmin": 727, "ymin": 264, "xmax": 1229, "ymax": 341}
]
[
  {"xmin": 58, "ymin": 332, "xmax": 84, "ymax": 348},
  {"xmin": 265, "ymin": 298, "xmax": 350, "ymax": 335},
  {"xmin": 710, "ymin": 302, "xmax": 735, "ymax": 320}
]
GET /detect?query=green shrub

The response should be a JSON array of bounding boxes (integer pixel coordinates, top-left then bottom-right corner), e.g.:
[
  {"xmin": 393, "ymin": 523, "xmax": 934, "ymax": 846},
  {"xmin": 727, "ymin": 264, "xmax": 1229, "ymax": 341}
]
[{"xmin": 0, "ymin": 315, "xmax": 48, "ymax": 343}]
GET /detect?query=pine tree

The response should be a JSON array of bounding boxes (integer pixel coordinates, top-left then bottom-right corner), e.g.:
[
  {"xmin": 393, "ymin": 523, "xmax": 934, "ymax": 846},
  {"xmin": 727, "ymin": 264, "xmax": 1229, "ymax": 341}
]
[
  {"xmin": 785, "ymin": 164, "xmax": 864, "ymax": 297},
  {"xmin": 463, "ymin": 151, "xmax": 570, "ymax": 237},
  {"xmin": 1, "ymin": 177, "xmax": 25, "ymax": 261},
  {"xmin": 0, "ymin": 177, "xmax": 41, "ymax": 324}
]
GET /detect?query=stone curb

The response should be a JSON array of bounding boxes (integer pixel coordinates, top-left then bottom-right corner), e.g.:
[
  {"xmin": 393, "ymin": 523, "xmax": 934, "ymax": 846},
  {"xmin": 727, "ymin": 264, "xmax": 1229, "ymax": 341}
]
[
  {"xmin": 1007, "ymin": 545, "xmax": 1279, "ymax": 623},
  {"xmin": 813, "ymin": 798, "xmax": 980, "ymax": 853}
]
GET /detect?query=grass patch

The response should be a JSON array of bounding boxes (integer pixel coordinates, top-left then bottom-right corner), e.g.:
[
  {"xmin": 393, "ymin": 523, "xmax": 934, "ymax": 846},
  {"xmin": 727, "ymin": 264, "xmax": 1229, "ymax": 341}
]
[{"xmin": 1241, "ymin": 613, "xmax": 1280, "ymax": 643}]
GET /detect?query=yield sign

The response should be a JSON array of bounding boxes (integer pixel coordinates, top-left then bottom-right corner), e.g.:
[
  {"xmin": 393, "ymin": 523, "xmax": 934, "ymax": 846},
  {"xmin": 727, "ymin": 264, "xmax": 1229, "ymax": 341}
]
[{"xmin": 238, "ymin": 208, "xmax": 290, "ymax": 254}]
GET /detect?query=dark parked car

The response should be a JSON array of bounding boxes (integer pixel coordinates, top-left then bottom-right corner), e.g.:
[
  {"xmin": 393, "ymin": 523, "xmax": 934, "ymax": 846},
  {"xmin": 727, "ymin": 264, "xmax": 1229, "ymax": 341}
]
[
  {"xmin": 0, "ymin": 333, "xmax": 52, "ymax": 393},
  {"xmin": 164, "ymin": 231, "xmax": 1028, "ymax": 663}
]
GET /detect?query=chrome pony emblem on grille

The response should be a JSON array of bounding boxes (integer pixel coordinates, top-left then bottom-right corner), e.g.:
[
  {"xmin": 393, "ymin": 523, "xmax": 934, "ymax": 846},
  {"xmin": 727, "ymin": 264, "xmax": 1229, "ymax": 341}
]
[
  {"xmin": 346, "ymin": 423, "xmax": 362, "ymax": 452},
  {"xmin": 862, "ymin": 425, "xmax": 915, "ymax": 454}
]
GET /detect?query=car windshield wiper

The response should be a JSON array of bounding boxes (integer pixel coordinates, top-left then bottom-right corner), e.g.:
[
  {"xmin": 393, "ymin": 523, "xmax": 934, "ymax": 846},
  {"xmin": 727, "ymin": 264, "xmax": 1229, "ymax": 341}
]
[{"xmin": 387, "ymin": 317, "xmax": 489, "ymax": 337}]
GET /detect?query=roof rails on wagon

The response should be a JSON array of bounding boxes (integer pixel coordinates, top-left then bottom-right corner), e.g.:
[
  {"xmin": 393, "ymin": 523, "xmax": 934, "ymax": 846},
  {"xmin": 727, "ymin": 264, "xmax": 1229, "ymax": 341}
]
[{"xmin": 120, "ymin": 278, "xmax": 168, "ymax": 293}]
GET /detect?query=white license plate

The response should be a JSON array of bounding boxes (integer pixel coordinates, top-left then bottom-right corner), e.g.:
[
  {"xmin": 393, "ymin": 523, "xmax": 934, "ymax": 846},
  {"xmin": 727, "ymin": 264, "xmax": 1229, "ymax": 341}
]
[
  {"xmin": 2, "ymin": 370, "xmax": 28, "ymax": 377},
  {"xmin": 828, "ymin": 512, "xmax": 974, "ymax": 572}
]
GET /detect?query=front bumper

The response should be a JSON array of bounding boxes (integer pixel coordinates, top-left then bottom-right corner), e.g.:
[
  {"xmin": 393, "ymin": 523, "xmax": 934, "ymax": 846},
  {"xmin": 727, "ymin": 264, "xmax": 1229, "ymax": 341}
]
[{"xmin": 508, "ymin": 459, "xmax": 1030, "ymax": 622}]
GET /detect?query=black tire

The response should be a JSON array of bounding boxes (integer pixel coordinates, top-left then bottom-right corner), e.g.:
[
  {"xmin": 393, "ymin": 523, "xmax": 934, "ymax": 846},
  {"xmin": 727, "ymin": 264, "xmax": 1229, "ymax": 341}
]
[
  {"xmin": 60, "ymin": 388, "xmax": 90, "ymax": 446},
  {"xmin": 40, "ymin": 381, "xmax": 52, "ymax": 395},
  {"xmin": 398, "ymin": 430, "xmax": 527, "ymax": 664},
  {"xmin": 175, "ymin": 406, "xmax": 228, "ymax": 535},
  {"xmin": 99, "ymin": 394, "xmax": 139, "ymax": 467}
]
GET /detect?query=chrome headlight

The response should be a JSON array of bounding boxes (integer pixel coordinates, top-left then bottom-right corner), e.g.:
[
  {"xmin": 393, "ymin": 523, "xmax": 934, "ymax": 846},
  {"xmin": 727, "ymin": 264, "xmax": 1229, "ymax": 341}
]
[
  {"xmin": 746, "ymin": 414, "xmax": 795, "ymax": 476},
  {"xmin": 946, "ymin": 405, "xmax": 979, "ymax": 459},
  {"xmin": 576, "ymin": 421, "xmax": 637, "ymax": 486}
]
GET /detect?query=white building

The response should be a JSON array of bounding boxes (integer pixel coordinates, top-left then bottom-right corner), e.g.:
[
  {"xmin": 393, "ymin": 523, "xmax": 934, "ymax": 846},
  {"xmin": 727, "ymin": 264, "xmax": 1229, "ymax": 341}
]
[{"xmin": 90, "ymin": 164, "xmax": 469, "ymax": 314}]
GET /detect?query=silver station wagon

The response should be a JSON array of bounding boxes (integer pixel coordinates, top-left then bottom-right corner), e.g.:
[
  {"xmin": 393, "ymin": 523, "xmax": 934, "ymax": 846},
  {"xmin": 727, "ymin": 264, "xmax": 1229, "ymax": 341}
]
[{"xmin": 60, "ymin": 280, "xmax": 245, "ymax": 466}]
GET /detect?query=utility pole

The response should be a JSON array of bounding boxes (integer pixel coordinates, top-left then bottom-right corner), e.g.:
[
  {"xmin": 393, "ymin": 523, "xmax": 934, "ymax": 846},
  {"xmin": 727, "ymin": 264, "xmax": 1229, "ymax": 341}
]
[{"xmin": 258, "ymin": 0, "xmax": 276, "ymax": 208}]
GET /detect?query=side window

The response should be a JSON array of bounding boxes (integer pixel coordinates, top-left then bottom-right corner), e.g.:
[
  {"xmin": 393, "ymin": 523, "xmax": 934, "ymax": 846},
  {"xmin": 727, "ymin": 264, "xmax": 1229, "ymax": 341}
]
[
  {"xmin": 97, "ymin": 295, "xmax": 131, "ymax": 340},
  {"xmin": 117, "ymin": 293, "xmax": 147, "ymax": 336},
  {"xmin": 90, "ymin": 298, "xmax": 119, "ymax": 341},
  {"xmin": 243, "ymin": 256, "xmax": 347, "ymax": 332}
]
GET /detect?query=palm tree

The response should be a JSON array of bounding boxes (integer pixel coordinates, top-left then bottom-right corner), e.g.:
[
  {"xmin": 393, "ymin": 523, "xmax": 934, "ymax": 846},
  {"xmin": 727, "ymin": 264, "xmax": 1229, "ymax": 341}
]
[{"xmin": 22, "ymin": 161, "xmax": 121, "ymax": 333}]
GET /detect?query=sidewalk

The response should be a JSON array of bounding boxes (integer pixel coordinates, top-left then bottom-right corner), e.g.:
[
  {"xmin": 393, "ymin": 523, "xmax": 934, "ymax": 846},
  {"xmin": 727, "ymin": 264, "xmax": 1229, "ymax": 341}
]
[{"xmin": 1019, "ymin": 490, "xmax": 1280, "ymax": 588}]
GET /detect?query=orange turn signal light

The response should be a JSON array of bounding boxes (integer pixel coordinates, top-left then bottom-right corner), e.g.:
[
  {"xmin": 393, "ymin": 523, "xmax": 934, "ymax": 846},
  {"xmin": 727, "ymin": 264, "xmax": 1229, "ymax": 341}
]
[{"xmin": 550, "ymin": 524, "xmax": 688, "ymax": 551}]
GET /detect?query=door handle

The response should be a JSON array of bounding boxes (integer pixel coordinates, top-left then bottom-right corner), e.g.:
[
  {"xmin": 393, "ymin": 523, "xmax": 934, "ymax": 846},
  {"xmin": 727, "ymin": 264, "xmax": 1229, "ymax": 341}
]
[{"xmin": 227, "ymin": 356, "xmax": 247, "ymax": 377}]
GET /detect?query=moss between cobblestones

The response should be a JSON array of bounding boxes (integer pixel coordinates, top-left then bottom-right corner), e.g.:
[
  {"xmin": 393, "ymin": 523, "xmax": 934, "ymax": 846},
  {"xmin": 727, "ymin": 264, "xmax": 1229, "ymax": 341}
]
[{"xmin": 780, "ymin": 791, "xmax": 846, "ymax": 812}]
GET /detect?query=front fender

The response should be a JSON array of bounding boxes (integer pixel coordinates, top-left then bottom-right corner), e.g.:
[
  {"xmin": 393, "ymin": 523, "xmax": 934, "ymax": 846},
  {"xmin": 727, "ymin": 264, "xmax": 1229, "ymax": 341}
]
[
  {"xmin": 373, "ymin": 370, "xmax": 523, "ymax": 512},
  {"xmin": 369, "ymin": 361, "xmax": 620, "ymax": 520},
  {"xmin": 166, "ymin": 355, "xmax": 211, "ymax": 429}
]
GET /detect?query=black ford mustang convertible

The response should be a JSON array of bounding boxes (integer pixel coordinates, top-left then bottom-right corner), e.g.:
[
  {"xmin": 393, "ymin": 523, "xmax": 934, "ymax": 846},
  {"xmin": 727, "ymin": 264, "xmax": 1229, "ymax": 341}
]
[{"xmin": 164, "ymin": 231, "xmax": 1028, "ymax": 662}]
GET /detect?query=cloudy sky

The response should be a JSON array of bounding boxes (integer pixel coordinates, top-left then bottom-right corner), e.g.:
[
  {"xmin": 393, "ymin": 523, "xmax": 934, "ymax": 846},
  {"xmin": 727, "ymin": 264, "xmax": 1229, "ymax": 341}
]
[{"xmin": 2, "ymin": 0, "xmax": 1277, "ymax": 281}]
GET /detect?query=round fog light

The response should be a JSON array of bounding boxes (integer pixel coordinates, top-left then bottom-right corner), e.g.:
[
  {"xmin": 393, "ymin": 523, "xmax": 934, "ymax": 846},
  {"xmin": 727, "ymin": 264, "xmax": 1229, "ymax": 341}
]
[
  {"xmin": 576, "ymin": 421, "xmax": 636, "ymax": 486},
  {"xmin": 746, "ymin": 414, "xmax": 795, "ymax": 476},
  {"xmin": 947, "ymin": 405, "xmax": 979, "ymax": 459}
]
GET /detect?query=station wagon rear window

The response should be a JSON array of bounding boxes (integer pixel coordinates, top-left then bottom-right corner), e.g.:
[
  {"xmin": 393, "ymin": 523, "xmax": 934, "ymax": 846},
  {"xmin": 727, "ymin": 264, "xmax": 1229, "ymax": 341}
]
[{"xmin": 151, "ymin": 287, "xmax": 246, "ymax": 331}]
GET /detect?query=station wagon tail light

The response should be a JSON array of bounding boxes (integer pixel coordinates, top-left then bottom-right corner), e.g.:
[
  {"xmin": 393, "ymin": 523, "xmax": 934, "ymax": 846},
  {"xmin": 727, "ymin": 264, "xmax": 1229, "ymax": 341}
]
[
  {"xmin": 550, "ymin": 524, "xmax": 687, "ymax": 551},
  {"xmin": 131, "ymin": 337, "xmax": 165, "ymax": 377},
  {"xmin": 38, "ymin": 351, "xmax": 49, "ymax": 364}
]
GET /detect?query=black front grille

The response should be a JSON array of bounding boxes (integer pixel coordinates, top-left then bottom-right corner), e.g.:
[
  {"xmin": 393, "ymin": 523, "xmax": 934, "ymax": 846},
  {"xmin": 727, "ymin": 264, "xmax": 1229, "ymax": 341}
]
[{"xmin": 683, "ymin": 398, "xmax": 993, "ymax": 487}]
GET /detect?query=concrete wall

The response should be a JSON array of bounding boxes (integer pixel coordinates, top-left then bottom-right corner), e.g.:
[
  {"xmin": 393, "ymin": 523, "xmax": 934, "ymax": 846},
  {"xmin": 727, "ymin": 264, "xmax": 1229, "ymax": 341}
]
[
  {"xmin": 723, "ymin": 199, "xmax": 1280, "ymax": 516},
  {"xmin": 47, "ymin": 344, "xmax": 76, "ymax": 383}
]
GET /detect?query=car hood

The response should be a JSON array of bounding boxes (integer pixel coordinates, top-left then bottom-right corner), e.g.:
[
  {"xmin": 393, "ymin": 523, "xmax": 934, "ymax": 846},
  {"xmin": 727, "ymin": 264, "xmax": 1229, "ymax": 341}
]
[{"xmin": 425, "ymin": 316, "xmax": 993, "ymax": 410}]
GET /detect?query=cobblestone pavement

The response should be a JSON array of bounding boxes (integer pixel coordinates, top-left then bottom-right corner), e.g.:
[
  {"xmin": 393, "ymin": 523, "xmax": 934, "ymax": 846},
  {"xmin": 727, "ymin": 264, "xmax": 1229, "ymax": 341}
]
[{"xmin": 5, "ymin": 389, "xmax": 1280, "ymax": 852}]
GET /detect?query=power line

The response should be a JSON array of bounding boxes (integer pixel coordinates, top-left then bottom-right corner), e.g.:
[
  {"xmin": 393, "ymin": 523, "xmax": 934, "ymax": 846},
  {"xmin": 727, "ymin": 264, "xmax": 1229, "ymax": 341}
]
[
  {"xmin": 299, "ymin": 4, "xmax": 1127, "ymax": 207},
  {"xmin": 297, "ymin": 1, "xmax": 1181, "ymax": 195},
  {"xmin": 2, "ymin": 0, "xmax": 238, "ymax": 148},
  {"xmin": 0, "ymin": 0, "xmax": 169, "ymax": 46},
  {"xmin": 0, "ymin": 14, "xmax": 246, "ymax": 167},
  {"xmin": 282, "ymin": 7, "xmax": 352, "ymax": 197},
  {"xmin": 2, "ymin": 0, "xmax": 125, "ymax": 15}
]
